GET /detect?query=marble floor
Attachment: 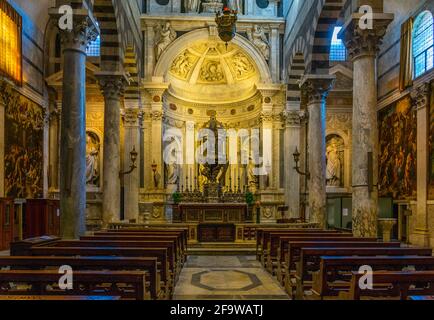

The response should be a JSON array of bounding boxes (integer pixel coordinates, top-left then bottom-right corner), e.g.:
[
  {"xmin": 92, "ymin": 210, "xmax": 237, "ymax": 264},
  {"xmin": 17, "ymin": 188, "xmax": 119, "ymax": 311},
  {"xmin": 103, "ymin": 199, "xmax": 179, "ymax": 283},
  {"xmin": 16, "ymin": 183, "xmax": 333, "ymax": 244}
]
[{"xmin": 173, "ymin": 256, "xmax": 290, "ymax": 300}]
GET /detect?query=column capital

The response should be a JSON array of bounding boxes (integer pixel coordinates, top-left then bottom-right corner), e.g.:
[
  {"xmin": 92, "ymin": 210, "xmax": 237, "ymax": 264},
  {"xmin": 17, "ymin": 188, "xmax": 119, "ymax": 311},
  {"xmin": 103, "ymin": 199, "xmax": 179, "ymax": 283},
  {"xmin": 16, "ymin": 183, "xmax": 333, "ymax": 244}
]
[
  {"xmin": 300, "ymin": 75, "xmax": 336, "ymax": 105},
  {"xmin": 95, "ymin": 72, "xmax": 129, "ymax": 100},
  {"xmin": 49, "ymin": 6, "xmax": 99, "ymax": 53},
  {"xmin": 282, "ymin": 110, "xmax": 302, "ymax": 127},
  {"xmin": 339, "ymin": 13, "xmax": 394, "ymax": 61},
  {"xmin": 122, "ymin": 108, "xmax": 141, "ymax": 127},
  {"xmin": 411, "ymin": 82, "xmax": 431, "ymax": 110}
]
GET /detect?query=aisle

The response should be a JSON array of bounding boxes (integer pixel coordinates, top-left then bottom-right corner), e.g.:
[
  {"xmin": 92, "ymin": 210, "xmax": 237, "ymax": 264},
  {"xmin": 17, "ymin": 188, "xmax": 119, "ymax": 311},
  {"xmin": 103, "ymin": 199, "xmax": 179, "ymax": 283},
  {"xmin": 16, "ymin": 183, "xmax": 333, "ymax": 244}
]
[{"xmin": 173, "ymin": 256, "xmax": 290, "ymax": 300}]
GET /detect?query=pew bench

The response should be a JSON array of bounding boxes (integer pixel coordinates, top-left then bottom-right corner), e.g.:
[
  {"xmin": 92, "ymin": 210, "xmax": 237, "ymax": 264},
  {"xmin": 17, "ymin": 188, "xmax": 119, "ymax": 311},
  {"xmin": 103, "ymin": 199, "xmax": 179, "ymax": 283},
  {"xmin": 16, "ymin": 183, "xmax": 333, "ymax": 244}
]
[
  {"xmin": 310, "ymin": 256, "xmax": 434, "ymax": 300},
  {"xmin": 0, "ymin": 270, "xmax": 149, "ymax": 300},
  {"xmin": 0, "ymin": 256, "xmax": 161, "ymax": 300}
]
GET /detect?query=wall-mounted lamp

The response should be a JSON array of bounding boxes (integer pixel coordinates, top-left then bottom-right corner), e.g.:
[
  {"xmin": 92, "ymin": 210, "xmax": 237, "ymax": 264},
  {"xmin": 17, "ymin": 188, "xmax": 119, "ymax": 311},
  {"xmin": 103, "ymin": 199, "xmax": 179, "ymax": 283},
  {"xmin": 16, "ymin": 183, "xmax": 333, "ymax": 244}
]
[
  {"xmin": 119, "ymin": 146, "xmax": 138, "ymax": 178},
  {"xmin": 293, "ymin": 147, "xmax": 310, "ymax": 179}
]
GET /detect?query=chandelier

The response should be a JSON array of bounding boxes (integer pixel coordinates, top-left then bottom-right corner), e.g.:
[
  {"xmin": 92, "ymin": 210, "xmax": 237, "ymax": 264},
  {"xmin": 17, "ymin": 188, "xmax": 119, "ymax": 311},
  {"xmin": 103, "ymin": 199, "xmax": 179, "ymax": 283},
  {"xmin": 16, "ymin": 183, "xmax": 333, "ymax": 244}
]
[{"xmin": 215, "ymin": 7, "xmax": 238, "ymax": 48}]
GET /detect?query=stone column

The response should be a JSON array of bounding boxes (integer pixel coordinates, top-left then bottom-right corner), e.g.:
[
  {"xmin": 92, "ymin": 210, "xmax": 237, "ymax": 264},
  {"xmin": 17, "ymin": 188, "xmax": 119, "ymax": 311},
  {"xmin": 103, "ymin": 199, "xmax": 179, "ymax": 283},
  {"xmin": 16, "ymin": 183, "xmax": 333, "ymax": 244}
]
[
  {"xmin": 123, "ymin": 107, "xmax": 141, "ymax": 222},
  {"xmin": 283, "ymin": 109, "xmax": 301, "ymax": 218},
  {"xmin": 269, "ymin": 25, "xmax": 280, "ymax": 82},
  {"xmin": 96, "ymin": 72, "xmax": 128, "ymax": 226},
  {"xmin": 340, "ymin": 14, "xmax": 393, "ymax": 237},
  {"xmin": 300, "ymin": 75, "xmax": 335, "ymax": 229},
  {"xmin": 49, "ymin": 7, "xmax": 98, "ymax": 238},
  {"xmin": 411, "ymin": 83, "xmax": 431, "ymax": 246},
  {"xmin": 48, "ymin": 102, "xmax": 60, "ymax": 191}
]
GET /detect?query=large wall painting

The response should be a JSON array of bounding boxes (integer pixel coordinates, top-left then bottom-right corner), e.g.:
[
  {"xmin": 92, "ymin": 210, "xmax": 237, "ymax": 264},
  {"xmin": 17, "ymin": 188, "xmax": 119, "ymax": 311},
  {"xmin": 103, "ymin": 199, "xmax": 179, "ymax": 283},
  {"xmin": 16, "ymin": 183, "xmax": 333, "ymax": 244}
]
[
  {"xmin": 378, "ymin": 96, "xmax": 416, "ymax": 200},
  {"xmin": 3, "ymin": 86, "xmax": 44, "ymax": 198}
]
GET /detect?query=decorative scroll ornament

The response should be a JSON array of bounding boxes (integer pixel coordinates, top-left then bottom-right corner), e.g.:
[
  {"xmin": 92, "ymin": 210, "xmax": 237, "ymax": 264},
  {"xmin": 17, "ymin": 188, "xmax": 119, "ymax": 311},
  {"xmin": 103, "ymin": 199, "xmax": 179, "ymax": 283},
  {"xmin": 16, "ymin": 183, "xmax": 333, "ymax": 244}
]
[{"xmin": 215, "ymin": 7, "xmax": 238, "ymax": 49}]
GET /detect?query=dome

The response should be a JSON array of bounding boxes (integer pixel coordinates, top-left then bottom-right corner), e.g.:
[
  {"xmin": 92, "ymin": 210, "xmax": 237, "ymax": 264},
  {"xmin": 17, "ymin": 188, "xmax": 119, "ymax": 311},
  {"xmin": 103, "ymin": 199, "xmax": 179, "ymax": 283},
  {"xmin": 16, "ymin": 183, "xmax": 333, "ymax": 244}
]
[{"xmin": 166, "ymin": 40, "xmax": 260, "ymax": 104}]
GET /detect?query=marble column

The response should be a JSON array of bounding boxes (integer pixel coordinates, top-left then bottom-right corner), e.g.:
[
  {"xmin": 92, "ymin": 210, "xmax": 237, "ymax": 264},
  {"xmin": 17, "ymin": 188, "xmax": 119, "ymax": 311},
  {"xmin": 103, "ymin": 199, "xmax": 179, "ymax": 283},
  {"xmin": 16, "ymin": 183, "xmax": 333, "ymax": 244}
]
[
  {"xmin": 283, "ymin": 109, "xmax": 301, "ymax": 218},
  {"xmin": 123, "ymin": 107, "xmax": 141, "ymax": 222},
  {"xmin": 49, "ymin": 8, "xmax": 98, "ymax": 239},
  {"xmin": 411, "ymin": 83, "xmax": 431, "ymax": 247},
  {"xmin": 48, "ymin": 102, "xmax": 60, "ymax": 191},
  {"xmin": 300, "ymin": 75, "xmax": 335, "ymax": 229},
  {"xmin": 340, "ymin": 14, "xmax": 393, "ymax": 237},
  {"xmin": 96, "ymin": 72, "xmax": 128, "ymax": 226}
]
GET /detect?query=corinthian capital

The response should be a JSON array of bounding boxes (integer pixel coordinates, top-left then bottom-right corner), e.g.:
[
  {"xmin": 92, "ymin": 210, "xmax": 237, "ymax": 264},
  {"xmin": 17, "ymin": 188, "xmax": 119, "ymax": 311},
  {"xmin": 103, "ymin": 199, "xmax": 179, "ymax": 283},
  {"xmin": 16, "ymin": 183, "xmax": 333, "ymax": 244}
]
[
  {"xmin": 300, "ymin": 75, "xmax": 335, "ymax": 105},
  {"xmin": 49, "ymin": 5, "xmax": 99, "ymax": 52},
  {"xmin": 340, "ymin": 13, "xmax": 394, "ymax": 61},
  {"xmin": 123, "ymin": 108, "xmax": 140, "ymax": 126},
  {"xmin": 95, "ymin": 72, "xmax": 129, "ymax": 100},
  {"xmin": 411, "ymin": 82, "xmax": 431, "ymax": 110},
  {"xmin": 282, "ymin": 110, "xmax": 301, "ymax": 126}
]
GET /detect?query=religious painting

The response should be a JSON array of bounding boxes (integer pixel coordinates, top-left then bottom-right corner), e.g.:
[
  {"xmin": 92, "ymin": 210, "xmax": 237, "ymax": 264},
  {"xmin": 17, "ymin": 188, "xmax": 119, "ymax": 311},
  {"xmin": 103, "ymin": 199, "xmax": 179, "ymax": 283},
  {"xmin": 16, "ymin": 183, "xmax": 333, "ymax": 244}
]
[
  {"xmin": 86, "ymin": 131, "xmax": 100, "ymax": 188},
  {"xmin": 378, "ymin": 96, "xmax": 417, "ymax": 200},
  {"xmin": 428, "ymin": 81, "xmax": 434, "ymax": 198},
  {"xmin": 326, "ymin": 134, "xmax": 344, "ymax": 187},
  {"xmin": 3, "ymin": 88, "xmax": 44, "ymax": 198}
]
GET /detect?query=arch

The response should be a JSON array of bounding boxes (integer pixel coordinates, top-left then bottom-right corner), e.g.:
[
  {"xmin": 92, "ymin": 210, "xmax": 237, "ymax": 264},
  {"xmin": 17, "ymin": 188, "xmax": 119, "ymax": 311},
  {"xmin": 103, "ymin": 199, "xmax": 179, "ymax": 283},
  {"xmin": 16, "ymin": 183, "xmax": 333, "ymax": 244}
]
[
  {"xmin": 93, "ymin": 0, "xmax": 124, "ymax": 71},
  {"xmin": 413, "ymin": 10, "xmax": 434, "ymax": 78},
  {"xmin": 308, "ymin": 0, "xmax": 344, "ymax": 74},
  {"xmin": 287, "ymin": 51, "xmax": 306, "ymax": 104},
  {"xmin": 154, "ymin": 28, "xmax": 272, "ymax": 83},
  {"xmin": 124, "ymin": 46, "xmax": 141, "ymax": 102}
]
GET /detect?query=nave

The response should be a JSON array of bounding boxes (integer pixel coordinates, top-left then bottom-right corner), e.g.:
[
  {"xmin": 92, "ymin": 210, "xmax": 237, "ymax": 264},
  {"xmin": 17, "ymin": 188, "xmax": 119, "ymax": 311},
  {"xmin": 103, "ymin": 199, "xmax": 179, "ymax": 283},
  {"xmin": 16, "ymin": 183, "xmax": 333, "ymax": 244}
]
[{"xmin": 0, "ymin": 226, "xmax": 433, "ymax": 301}]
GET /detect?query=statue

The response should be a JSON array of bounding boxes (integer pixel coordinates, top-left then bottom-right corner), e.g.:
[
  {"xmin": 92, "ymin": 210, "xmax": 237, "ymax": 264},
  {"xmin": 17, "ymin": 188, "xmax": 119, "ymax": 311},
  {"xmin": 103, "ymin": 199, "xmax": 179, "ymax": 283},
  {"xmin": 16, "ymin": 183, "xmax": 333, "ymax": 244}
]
[
  {"xmin": 326, "ymin": 137, "xmax": 343, "ymax": 187},
  {"xmin": 185, "ymin": 0, "xmax": 200, "ymax": 13},
  {"xmin": 228, "ymin": 0, "xmax": 243, "ymax": 12},
  {"xmin": 85, "ymin": 132, "xmax": 100, "ymax": 187},
  {"xmin": 155, "ymin": 22, "xmax": 177, "ymax": 60},
  {"xmin": 166, "ymin": 148, "xmax": 180, "ymax": 185},
  {"xmin": 248, "ymin": 25, "xmax": 270, "ymax": 60}
]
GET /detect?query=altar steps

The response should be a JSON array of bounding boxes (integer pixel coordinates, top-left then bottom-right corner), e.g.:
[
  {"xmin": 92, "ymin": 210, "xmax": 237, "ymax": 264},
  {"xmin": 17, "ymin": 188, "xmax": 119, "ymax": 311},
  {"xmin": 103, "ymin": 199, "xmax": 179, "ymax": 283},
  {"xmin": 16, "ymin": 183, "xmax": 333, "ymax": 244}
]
[{"xmin": 187, "ymin": 242, "xmax": 256, "ymax": 255}]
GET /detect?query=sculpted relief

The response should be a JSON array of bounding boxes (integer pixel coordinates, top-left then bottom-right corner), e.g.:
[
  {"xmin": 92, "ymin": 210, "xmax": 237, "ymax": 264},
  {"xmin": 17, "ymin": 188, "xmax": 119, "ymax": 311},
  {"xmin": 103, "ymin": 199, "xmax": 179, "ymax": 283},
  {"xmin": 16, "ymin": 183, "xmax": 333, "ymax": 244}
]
[
  {"xmin": 155, "ymin": 22, "xmax": 177, "ymax": 60},
  {"xmin": 199, "ymin": 60, "xmax": 225, "ymax": 83},
  {"xmin": 170, "ymin": 50, "xmax": 198, "ymax": 79},
  {"xmin": 230, "ymin": 52, "xmax": 254, "ymax": 79}
]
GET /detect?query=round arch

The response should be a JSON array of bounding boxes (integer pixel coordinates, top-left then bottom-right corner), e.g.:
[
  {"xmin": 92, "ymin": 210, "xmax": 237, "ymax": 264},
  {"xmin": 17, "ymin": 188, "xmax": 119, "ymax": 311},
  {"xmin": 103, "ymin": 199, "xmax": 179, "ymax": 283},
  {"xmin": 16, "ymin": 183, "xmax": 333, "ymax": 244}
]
[{"xmin": 154, "ymin": 28, "xmax": 272, "ymax": 83}]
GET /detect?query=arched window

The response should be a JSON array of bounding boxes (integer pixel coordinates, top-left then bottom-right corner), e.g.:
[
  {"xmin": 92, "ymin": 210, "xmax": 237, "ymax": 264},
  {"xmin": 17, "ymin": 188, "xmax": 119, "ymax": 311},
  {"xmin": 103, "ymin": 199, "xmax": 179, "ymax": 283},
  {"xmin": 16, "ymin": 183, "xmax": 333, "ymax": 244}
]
[
  {"xmin": 413, "ymin": 11, "xmax": 434, "ymax": 78},
  {"xmin": 330, "ymin": 26, "xmax": 346, "ymax": 61},
  {"xmin": 86, "ymin": 35, "xmax": 101, "ymax": 57}
]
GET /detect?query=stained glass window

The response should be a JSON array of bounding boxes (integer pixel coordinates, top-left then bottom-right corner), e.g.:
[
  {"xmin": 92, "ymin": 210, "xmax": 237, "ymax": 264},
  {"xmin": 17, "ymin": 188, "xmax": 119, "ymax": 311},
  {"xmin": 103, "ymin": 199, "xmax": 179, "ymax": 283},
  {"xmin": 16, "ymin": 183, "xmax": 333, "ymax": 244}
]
[
  {"xmin": 330, "ymin": 26, "xmax": 346, "ymax": 61},
  {"xmin": 86, "ymin": 35, "xmax": 100, "ymax": 57},
  {"xmin": 0, "ymin": 0, "xmax": 22, "ymax": 85},
  {"xmin": 413, "ymin": 11, "xmax": 434, "ymax": 78}
]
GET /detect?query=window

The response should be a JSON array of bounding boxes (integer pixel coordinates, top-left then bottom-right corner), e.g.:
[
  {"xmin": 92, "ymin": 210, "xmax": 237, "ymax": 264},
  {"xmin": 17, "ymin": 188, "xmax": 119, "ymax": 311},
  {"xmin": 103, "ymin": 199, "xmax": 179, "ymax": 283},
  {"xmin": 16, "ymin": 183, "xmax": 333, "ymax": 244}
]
[
  {"xmin": 86, "ymin": 35, "xmax": 100, "ymax": 57},
  {"xmin": 0, "ymin": 0, "xmax": 22, "ymax": 85},
  {"xmin": 330, "ymin": 26, "xmax": 346, "ymax": 61},
  {"xmin": 413, "ymin": 11, "xmax": 434, "ymax": 78}
]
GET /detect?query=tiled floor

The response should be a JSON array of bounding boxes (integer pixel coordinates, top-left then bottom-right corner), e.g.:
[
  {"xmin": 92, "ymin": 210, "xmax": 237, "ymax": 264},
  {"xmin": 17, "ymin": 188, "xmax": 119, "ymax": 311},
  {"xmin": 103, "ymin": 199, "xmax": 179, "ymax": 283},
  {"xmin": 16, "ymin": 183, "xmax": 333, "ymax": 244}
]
[{"xmin": 173, "ymin": 256, "xmax": 289, "ymax": 300}]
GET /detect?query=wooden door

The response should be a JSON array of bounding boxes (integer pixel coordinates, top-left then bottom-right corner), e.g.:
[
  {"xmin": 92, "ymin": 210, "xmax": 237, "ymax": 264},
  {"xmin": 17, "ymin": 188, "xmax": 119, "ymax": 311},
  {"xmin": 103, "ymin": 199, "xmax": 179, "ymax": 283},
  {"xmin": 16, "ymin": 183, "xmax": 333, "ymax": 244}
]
[{"xmin": 0, "ymin": 199, "xmax": 14, "ymax": 250}]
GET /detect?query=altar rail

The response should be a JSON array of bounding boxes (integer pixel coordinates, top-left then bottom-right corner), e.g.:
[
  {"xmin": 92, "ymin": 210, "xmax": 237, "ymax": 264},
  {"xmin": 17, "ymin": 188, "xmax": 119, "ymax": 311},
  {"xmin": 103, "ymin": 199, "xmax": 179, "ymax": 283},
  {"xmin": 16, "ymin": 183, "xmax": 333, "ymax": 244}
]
[{"xmin": 108, "ymin": 222, "xmax": 320, "ymax": 243}]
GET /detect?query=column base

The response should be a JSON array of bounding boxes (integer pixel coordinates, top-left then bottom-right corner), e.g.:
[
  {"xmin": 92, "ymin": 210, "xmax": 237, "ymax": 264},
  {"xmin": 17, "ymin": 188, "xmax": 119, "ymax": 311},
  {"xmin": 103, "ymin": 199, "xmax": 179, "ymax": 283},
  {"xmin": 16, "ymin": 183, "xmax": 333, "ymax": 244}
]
[{"xmin": 410, "ymin": 228, "xmax": 431, "ymax": 247}]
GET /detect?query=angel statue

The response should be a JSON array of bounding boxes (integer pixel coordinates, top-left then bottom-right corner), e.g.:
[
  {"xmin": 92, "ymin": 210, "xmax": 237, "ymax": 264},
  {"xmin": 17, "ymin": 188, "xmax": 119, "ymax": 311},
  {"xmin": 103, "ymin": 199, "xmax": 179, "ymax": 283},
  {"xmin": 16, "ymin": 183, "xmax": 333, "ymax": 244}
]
[
  {"xmin": 248, "ymin": 25, "xmax": 270, "ymax": 60},
  {"xmin": 185, "ymin": 0, "xmax": 200, "ymax": 13},
  {"xmin": 228, "ymin": 0, "xmax": 243, "ymax": 13},
  {"xmin": 155, "ymin": 22, "xmax": 177, "ymax": 60}
]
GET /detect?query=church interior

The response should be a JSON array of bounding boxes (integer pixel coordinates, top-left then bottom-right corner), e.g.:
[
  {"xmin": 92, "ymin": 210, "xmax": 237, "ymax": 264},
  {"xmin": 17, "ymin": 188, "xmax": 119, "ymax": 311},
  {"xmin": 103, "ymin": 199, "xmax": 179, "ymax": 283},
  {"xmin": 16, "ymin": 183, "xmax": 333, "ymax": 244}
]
[{"xmin": 1, "ymin": 0, "xmax": 434, "ymax": 302}]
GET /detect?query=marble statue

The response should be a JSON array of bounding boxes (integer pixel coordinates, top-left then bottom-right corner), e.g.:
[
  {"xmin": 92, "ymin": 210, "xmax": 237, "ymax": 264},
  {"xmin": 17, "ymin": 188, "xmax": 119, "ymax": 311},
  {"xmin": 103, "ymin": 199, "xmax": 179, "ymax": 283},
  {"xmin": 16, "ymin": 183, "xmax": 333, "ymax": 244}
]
[
  {"xmin": 85, "ymin": 132, "xmax": 100, "ymax": 187},
  {"xmin": 185, "ymin": 0, "xmax": 200, "ymax": 13},
  {"xmin": 155, "ymin": 22, "xmax": 177, "ymax": 60},
  {"xmin": 166, "ymin": 148, "xmax": 180, "ymax": 185},
  {"xmin": 248, "ymin": 25, "xmax": 270, "ymax": 60},
  {"xmin": 228, "ymin": 0, "xmax": 243, "ymax": 12},
  {"xmin": 326, "ymin": 137, "xmax": 343, "ymax": 186}
]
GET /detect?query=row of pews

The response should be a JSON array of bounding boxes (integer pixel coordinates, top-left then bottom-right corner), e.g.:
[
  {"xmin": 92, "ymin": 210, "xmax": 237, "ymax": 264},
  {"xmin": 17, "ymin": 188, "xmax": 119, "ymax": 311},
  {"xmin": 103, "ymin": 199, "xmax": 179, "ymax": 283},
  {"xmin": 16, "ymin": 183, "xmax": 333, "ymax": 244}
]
[
  {"xmin": 257, "ymin": 228, "xmax": 434, "ymax": 300},
  {"xmin": 0, "ymin": 227, "xmax": 188, "ymax": 300}
]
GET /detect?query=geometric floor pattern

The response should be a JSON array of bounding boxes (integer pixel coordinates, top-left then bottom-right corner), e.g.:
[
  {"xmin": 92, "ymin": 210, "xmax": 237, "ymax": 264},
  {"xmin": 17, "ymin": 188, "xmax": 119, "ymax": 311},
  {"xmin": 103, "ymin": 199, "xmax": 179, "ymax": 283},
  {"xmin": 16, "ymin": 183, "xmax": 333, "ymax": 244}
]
[{"xmin": 173, "ymin": 256, "xmax": 290, "ymax": 300}]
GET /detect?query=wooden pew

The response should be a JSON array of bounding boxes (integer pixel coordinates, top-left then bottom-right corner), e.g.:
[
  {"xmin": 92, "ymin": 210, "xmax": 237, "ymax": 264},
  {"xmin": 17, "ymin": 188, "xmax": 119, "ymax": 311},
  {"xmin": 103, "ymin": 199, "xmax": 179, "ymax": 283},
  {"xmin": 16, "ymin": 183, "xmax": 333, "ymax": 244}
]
[
  {"xmin": 265, "ymin": 236, "xmax": 377, "ymax": 273},
  {"xmin": 82, "ymin": 235, "xmax": 185, "ymax": 269},
  {"xmin": 44, "ymin": 239, "xmax": 179, "ymax": 284},
  {"xmin": 19, "ymin": 246, "xmax": 173, "ymax": 299},
  {"xmin": 294, "ymin": 247, "xmax": 433, "ymax": 299},
  {"xmin": 311, "ymin": 256, "xmax": 434, "ymax": 300},
  {"xmin": 341, "ymin": 271, "xmax": 434, "ymax": 300},
  {"xmin": 0, "ymin": 256, "xmax": 161, "ymax": 300},
  {"xmin": 0, "ymin": 270, "xmax": 148, "ymax": 300},
  {"xmin": 256, "ymin": 229, "xmax": 338, "ymax": 261},
  {"xmin": 279, "ymin": 241, "xmax": 401, "ymax": 292}
]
